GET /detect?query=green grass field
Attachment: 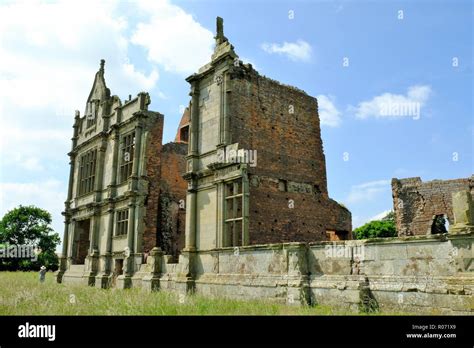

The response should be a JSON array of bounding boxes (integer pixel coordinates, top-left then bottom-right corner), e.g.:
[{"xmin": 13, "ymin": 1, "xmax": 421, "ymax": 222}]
[{"xmin": 0, "ymin": 271, "xmax": 362, "ymax": 315}]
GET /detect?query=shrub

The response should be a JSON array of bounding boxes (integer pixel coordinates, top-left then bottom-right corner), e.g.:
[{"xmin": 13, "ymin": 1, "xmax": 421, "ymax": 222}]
[{"xmin": 353, "ymin": 220, "xmax": 397, "ymax": 239}]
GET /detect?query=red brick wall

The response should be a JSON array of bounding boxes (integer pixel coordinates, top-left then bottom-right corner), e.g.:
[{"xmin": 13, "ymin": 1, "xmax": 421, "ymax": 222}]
[
  {"xmin": 227, "ymin": 66, "xmax": 351, "ymax": 243},
  {"xmin": 248, "ymin": 176, "xmax": 351, "ymax": 244},
  {"xmin": 392, "ymin": 176, "xmax": 474, "ymax": 236},
  {"xmin": 228, "ymin": 68, "xmax": 328, "ymax": 192},
  {"xmin": 142, "ymin": 113, "xmax": 164, "ymax": 253},
  {"xmin": 174, "ymin": 106, "xmax": 190, "ymax": 143},
  {"xmin": 158, "ymin": 142, "xmax": 188, "ymax": 256}
]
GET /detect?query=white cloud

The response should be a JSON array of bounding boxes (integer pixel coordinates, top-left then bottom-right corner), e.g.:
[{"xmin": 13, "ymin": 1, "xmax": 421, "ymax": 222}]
[
  {"xmin": 368, "ymin": 210, "xmax": 391, "ymax": 222},
  {"xmin": 261, "ymin": 40, "xmax": 312, "ymax": 62},
  {"xmin": 346, "ymin": 180, "xmax": 391, "ymax": 204},
  {"xmin": 0, "ymin": 0, "xmax": 209, "ymax": 176},
  {"xmin": 0, "ymin": 0, "xmax": 157, "ymax": 111},
  {"xmin": 131, "ymin": 0, "xmax": 214, "ymax": 74},
  {"xmin": 352, "ymin": 209, "xmax": 391, "ymax": 229},
  {"xmin": 351, "ymin": 85, "xmax": 432, "ymax": 120},
  {"xmin": 0, "ymin": 0, "xmax": 160, "ymax": 143},
  {"xmin": 0, "ymin": 0, "xmax": 213, "ymax": 252},
  {"xmin": 122, "ymin": 63, "xmax": 159, "ymax": 90},
  {"xmin": 0, "ymin": 127, "xmax": 71, "ymax": 174},
  {"xmin": 240, "ymin": 57, "xmax": 259, "ymax": 71},
  {"xmin": 317, "ymin": 95, "xmax": 342, "ymax": 127}
]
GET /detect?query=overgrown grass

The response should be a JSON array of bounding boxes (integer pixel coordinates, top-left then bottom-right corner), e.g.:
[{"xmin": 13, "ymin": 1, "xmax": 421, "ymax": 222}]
[{"xmin": 0, "ymin": 272, "xmax": 397, "ymax": 315}]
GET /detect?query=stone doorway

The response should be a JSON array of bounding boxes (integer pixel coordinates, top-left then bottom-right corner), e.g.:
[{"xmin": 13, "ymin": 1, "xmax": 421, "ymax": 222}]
[
  {"xmin": 112, "ymin": 259, "xmax": 124, "ymax": 287},
  {"xmin": 72, "ymin": 219, "xmax": 90, "ymax": 264},
  {"xmin": 430, "ymin": 214, "xmax": 449, "ymax": 234}
]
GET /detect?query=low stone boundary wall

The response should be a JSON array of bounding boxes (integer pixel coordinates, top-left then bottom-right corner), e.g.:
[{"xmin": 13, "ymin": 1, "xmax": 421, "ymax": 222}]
[
  {"xmin": 60, "ymin": 232, "xmax": 473, "ymax": 314},
  {"xmin": 138, "ymin": 233, "xmax": 473, "ymax": 314}
]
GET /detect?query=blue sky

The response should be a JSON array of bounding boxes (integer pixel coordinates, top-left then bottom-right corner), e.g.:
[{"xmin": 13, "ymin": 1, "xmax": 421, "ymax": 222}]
[{"xmin": 0, "ymin": 0, "xmax": 472, "ymax": 245}]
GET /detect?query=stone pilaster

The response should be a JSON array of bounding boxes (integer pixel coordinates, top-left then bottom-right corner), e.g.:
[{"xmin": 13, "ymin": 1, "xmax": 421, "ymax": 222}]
[
  {"xmin": 189, "ymin": 83, "xmax": 200, "ymax": 156},
  {"xmin": 450, "ymin": 191, "xmax": 474, "ymax": 234},
  {"xmin": 285, "ymin": 243, "xmax": 310, "ymax": 306},
  {"xmin": 123, "ymin": 199, "xmax": 136, "ymax": 280},
  {"xmin": 183, "ymin": 82, "xmax": 199, "ymax": 254},
  {"xmin": 241, "ymin": 166, "xmax": 250, "ymax": 246},
  {"xmin": 178, "ymin": 249, "xmax": 196, "ymax": 294},
  {"xmin": 184, "ymin": 184, "xmax": 197, "ymax": 252},
  {"xmin": 141, "ymin": 247, "xmax": 164, "ymax": 291}
]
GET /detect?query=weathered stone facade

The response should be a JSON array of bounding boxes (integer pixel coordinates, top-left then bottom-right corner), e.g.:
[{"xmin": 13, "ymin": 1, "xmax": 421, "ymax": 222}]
[
  {"xmin": 182, "ymin": 17, "xmax": 351, "ymax": 255},
  {"xmin": 57, "ymin": 18, "xmax": 473, "ymax": 314},
  {"xmin": 57, "ymin": 60, "xmax": 188, "ymax": 288},
  {"xmin": 392, "ymin": 176, "xmax": 474, "ymax": 236},
  {"xmin": 140, "ymin": 233, "xmax": 473, "ymax": 314},
  {"xmin": 130, "ymin": 182, "xmax": 474, "ymax": 314}
]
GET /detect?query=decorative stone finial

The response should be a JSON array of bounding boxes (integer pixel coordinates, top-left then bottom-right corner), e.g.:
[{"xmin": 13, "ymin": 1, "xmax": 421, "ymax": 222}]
[
  {"xmin": 215, "ymin": 17, "xmax": 227, "ymax": 45},
  {"xmin": 100, "ymin": 59, "xmax": 105, "ymax": 72}
]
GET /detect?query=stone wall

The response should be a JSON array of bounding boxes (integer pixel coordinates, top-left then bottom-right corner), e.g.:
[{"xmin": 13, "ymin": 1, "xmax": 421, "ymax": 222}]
[
  {"xmin": 138, "ymin": 232, "xmax": 473, "ymax": 314},
  {"xmin": 142, "ymin": 114, "xmax": 164, "ymax": 253},
  {"xmin": 59, "ymin": 60, "xmax": 191, "ymax": 287},
  {"xmin": 157, "ymin": 142, "xmax": 188, "ymax": 257},
  {"xmin": 392, "ymin": 176, "xmax": 474, "ymax": 236}
]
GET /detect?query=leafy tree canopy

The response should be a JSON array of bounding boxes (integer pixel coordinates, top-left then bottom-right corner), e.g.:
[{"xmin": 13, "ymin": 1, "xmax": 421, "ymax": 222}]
[
  {"xmin": 353, "ymin": 211, "xmax": 397, "ymax": 240},
  {"xmin": 0, "ymin": 205, "xmax": 60, "ymax": 271}
]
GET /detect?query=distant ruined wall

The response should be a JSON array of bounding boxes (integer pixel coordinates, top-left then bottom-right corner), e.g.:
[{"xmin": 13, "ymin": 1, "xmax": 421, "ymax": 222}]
[{"xmin": 392, "ymin": 176, "xmax": 474, "ymax": 236}]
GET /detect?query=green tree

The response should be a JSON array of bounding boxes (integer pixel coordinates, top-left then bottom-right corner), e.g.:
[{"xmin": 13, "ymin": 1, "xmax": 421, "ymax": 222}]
[
  {"xmin": 0, "ymin": 205, "xmax": 60, "ymax": 271},
  {"xmin": 353, "ymin": 218, "xmax": 397, "ymax": 240},
  {"xmin": 381, "ymin": 210, "xmax": 395, "ymax": 222}
]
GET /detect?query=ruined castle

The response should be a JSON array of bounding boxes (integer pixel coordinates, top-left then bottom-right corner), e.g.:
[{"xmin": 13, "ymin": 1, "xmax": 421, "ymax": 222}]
[{"xmin": 57, "ymin": 18, "xmax": 473, "ymax": 314}]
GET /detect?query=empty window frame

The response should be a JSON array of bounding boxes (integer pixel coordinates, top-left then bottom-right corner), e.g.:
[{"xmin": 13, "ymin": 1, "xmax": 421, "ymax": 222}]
[
  {"xmin": 179, "ymin": 125, "xmax": 189, "ymax": 143},
  {"xmin": 224, "ymin": 180, "xmax": 244, "ymax": 246},
  {"xmin": 116, "ymin": 209, "xmax": 129, "ymax": 236},
  {"xmin": 119, "ymin": 132, "xmax": 135, "ymax": 183},
  {"xmin": 86, "ymin": 101, "xmax": 97, "ymax": 128},
  {"xmin": 78, "ymin": 148, "xmax": 97, "ymax": 195}
]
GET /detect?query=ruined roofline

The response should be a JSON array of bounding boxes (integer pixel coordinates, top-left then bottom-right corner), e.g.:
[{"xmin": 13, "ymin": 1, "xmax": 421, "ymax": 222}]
[
  {"xmin": 186, "ymin": 17, "xmax": 312, "ymax": 98},
  {"xmin": 162, "ymin": 141, "xmax": 188, "ymax": 152},
  {"xmin": 85, "ymin": 59, "xmax": 110, "ymax": 105},
  {"xmin": 190, "ymin": 53, "xmax": 312, "ymax": 98},
  {"xmin": 392, "ymin": 175, "xmax": 474, "ymax": 186},
  {"xmin": 75, "ymin": 93, "xmax": 160, "ymax": 122},
  {"xmin": 258, "ymin": 72, "xmax": 312, "ymax": 97},
  {"xmin": 80, "ymin": 59, "xmax": 162, "ymax": 119}
]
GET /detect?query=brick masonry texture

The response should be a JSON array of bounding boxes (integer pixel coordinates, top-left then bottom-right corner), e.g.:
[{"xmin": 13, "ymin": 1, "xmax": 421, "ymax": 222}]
[
  {"xmin": 157, "ymin": 142, "xmax": 188, "ymax": 256},
  {"xmin": 59, "ymin": 19, "xmax": 473, "ymax": 315},
  {"xmin": 392, "ymin": 176, "xmax": 474, "ymax": 236},
  {"xmin": 141, "ymin": 114, "xmax": 164, "ymax": 254},
  {"xmin": 228, "ymin": 65, "xmax": 352, "ymax": 243},
  {"xmin": 174, "ymin": 106, "xmax": 190, "ymax": 143}
]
